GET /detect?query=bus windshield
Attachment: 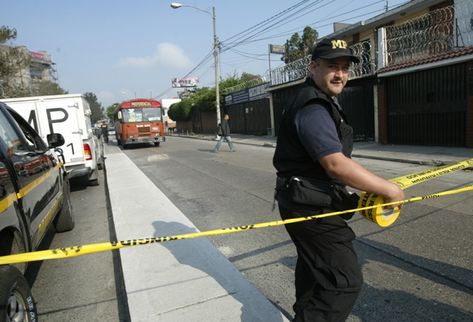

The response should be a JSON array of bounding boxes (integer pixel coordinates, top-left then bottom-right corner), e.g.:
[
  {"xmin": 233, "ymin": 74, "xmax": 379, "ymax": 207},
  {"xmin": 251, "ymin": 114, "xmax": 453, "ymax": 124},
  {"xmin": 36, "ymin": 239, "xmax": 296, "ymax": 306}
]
[{"xmin": 122, "ymin": 108, "xmax": 162, "ymax": 122}]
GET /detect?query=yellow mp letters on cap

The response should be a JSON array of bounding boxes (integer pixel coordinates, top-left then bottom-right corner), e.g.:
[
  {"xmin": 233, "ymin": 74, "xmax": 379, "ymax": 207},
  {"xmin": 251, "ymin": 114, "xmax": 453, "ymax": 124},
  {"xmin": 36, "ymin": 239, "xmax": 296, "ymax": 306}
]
[{"xmin": 331, "ymin": 39, "xmax": 347, "ymax": 49}]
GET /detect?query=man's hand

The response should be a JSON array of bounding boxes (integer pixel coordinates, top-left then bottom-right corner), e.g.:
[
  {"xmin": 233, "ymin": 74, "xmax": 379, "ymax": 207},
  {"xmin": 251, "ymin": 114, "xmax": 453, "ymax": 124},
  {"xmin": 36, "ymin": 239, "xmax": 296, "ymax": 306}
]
[{"xmin": 382, "ymin": 182, "xmax": 405, "ymax": 209}]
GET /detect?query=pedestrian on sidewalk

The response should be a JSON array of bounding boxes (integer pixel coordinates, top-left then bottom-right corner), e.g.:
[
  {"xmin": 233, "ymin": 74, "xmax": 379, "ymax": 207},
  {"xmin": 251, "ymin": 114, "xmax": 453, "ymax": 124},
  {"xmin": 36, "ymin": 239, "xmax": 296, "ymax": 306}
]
[
  {"xmin": 213, "ymin": 114, "xmax": 235, "ymax": 152},
  {"xmin": 273, "ymin": 38, "xmax": 404, "ymax": 321},
  {"xmin": 101, "ymin": 123, "xmax": 109, "ymax": 143}
]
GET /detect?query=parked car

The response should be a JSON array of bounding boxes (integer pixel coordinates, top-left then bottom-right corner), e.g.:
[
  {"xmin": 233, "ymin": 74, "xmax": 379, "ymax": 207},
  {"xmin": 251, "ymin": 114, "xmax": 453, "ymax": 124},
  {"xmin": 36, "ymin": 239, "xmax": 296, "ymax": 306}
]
[
  {"xmin": 107, "ymin": 125, "xmax": 116, "ymax": 143},
  {"xmin": 0, "ymin": 102, "xmax": 74, "ymax": 321}
]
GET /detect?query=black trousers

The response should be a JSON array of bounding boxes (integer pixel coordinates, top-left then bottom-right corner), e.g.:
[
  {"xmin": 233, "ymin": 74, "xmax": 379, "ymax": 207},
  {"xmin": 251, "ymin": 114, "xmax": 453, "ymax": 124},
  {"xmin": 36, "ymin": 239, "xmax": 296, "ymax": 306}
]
[{"xmin": 279, "ymin": 206, "xmax": 363, "ymax": 322}]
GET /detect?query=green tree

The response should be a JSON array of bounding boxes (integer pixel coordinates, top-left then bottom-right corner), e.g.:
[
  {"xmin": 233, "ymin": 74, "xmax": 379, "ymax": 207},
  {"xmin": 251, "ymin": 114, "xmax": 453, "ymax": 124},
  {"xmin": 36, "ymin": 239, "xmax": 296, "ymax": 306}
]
[
  {"xmin": 83, "ymin": 92, "xmax": 103, "ymax": 124},
  {"xmin": 168, "ymin": 99, "xmax": 193, "ymax": 121},
  {"xmin": 239, "ymin": 72, "xmax": 263, "ymax": 84},
  {"xmin": 0, "ymin": 25, "xmax": 31, "ymax": 98},
  {"xmin": 32, "ymin": 80, "xmax": 68, "ymax": 96},
  {"xmin": 282, "ymin": 26, "xmax": 318, "ymax": 64},
  {"xmin": 168, "ymin": 72, "xmax": 265, "ymax": 121},
  {"xmin": 191, "ymin": 87, "xmax": 215, "ymax": 112},
  {"xmin": 106, "ymin": 103, "xmax": 119, "ymax": 120}
]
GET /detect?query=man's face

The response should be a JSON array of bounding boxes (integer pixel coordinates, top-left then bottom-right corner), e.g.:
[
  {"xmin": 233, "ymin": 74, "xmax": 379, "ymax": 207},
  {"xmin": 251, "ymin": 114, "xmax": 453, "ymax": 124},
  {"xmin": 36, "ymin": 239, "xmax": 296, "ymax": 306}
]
[{"xmin": 309, "ymin": 57, "xmax": 351, "ymax": 96}]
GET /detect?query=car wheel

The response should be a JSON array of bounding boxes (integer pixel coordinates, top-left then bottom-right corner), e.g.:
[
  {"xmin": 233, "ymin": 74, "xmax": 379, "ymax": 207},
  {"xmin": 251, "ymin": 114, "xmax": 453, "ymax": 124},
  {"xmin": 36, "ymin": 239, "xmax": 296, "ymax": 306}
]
[
  {"xmin": 0, "ymin": 265, "xmax": 37, "ymax": 322},
  {"xmin": 54, "ymin": 177, "xmax": 74, "ymax": 232},
  {"xmin": 154, "ymin": 142, "xmax": 160, "ymax": 147}
]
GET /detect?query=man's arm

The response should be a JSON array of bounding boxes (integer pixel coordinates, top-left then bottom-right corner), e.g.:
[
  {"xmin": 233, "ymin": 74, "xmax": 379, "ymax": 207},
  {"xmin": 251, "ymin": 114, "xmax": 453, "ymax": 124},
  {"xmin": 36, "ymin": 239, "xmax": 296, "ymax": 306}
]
[{"xmin": 320, "ymin": 152, "xmax": 405, "ymax": 207}]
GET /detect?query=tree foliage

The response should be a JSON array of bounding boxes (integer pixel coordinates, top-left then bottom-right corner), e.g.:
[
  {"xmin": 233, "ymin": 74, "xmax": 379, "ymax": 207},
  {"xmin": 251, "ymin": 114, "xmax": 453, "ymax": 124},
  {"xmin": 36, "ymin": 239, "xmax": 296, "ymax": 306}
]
[
  {"xmin": 168, "ymin": 72, "xmax": 263, "ymax": 121},
  {"xmin": 282, "ymin": 26, "xmax": 318, "ymax": 64},
  {"xmin": 106, "ymin": 103, "xmax": 119, "ymax": 120},
  {"xmin": 33, "ymin": 80, "xmax": 68, "ymax": 96},
  {"xmin": 168, "ymin": 99, "xmax": 193, "ymax": 121},
  {"xmin": 239, "ymin": 72, "xmax": 263, "ymax": 84},
  {"xmin": 0, "ymin": 25, "xmax": 17, "ymax": 41},
  {"xmin": 0, "ymin": 26, "xmax": 31, "ymax": 98},
  {"xmin": 83, "ymin": 92, "xmax": 103, "ymax": 124}
]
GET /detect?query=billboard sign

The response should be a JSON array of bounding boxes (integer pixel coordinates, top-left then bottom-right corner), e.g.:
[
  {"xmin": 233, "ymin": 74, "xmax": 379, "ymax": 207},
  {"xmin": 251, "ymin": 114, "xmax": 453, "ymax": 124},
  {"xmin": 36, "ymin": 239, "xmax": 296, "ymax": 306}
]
[
  {"xmin": 269, "ymin": 44, "xmax": 285, "ymax": 55},
  {"xmin": 172, "ymin": 76, "xmax": 199, "ymax": 88}
]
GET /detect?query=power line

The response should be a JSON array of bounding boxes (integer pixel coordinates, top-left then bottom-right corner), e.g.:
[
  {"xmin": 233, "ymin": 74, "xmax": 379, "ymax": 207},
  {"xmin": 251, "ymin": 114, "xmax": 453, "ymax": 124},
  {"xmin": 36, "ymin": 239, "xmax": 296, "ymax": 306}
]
[
  {"xmin": 223, "ymin": 0, "xmax": 324, "ymax": 51},
  {"xmin": 159, "ymin": 0, "xmax": 410, "ymax": 98},
  {"xmin": 163, "ymin": 0, "xmax": 315, "ymax": 96},
  {"xmin": 222, "ymin": 0, "xmax": 311, "ymax": 44},
  {"xmin": 228, "ymin": 0, "xmax": 408, "ymax": 46}
]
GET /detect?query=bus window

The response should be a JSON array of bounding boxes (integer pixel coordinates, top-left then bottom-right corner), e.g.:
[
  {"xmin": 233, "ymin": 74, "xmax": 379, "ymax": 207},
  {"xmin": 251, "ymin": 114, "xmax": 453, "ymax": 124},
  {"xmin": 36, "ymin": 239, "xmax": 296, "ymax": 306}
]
[{"xmin": 143, "ymin": 108, "xmax": 161, "ymax": 121}]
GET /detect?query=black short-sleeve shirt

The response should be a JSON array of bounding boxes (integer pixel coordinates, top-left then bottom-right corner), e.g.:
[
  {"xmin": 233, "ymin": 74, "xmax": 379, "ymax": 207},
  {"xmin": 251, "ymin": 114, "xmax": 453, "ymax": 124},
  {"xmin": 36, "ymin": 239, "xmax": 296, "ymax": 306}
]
[{"xmin": 295, "ymin": 103, "xmax": 342, "ymax": 161}]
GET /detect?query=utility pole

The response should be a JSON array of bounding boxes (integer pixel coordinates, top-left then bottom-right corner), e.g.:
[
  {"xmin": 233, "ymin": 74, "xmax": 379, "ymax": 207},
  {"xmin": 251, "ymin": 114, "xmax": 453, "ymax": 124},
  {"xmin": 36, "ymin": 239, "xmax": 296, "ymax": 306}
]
[
  {"xmin": 171, "ymin": 3, "xmax": 221, "ymax": 129},
  {"xmin": 212, "ymin": 6, "xmax": 221, "ymax": 127}
]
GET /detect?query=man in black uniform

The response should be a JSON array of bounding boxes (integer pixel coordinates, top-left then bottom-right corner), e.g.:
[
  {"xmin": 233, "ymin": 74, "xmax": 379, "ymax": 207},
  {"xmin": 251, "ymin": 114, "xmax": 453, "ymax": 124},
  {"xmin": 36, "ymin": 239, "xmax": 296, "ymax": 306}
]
[{"xmin": 273, "ymin": 38, "xmax": 405, "ymax": 321}]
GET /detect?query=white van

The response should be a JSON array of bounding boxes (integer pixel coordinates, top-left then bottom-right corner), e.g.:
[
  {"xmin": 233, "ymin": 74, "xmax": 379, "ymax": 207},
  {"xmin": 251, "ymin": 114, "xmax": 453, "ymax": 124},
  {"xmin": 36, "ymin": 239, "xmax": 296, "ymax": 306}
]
[{"xmin": 0, "ymin": 94, "xmax": 103, "ymax": 186}]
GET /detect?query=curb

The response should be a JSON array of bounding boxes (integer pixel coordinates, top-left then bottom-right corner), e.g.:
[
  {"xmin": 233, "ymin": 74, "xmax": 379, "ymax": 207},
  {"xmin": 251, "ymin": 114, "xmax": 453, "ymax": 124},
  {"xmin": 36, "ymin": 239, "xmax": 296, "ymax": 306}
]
[
  {"xmin": 168, "ymin": 134, "xmax": 470, "ymax": 168},
  {"xmin": 350, "ymin": 154, "xmax": 452, "ymax": 167}
]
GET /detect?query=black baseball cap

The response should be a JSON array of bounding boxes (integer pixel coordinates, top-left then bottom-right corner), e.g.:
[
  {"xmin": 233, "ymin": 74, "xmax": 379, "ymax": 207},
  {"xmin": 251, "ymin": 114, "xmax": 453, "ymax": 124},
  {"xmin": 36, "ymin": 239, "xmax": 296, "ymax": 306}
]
[{"xmin": 311, "ymin": 38, "xmax": 359, "ymax": 64}]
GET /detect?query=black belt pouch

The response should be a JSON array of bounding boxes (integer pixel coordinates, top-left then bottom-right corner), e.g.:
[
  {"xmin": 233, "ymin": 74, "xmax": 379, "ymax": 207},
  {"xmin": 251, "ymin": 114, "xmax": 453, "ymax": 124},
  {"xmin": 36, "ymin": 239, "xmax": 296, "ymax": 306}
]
[{"xmin": 287, "ymin": 177, "xmax": 333, "ymax": 207}]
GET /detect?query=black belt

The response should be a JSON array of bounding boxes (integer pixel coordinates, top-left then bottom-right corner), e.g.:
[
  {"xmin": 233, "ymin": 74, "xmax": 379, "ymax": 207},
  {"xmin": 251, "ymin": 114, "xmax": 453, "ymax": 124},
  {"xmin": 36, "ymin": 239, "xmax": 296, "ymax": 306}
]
[{"xmin": 276, "ymin": 176, "xmax": 290, "ymax": 191}]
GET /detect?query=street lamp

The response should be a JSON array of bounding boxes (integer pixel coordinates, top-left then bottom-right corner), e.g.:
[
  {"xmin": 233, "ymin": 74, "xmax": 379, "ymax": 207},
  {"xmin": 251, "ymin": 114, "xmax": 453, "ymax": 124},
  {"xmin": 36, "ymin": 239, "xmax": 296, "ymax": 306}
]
[{"xmin": 170, "ymin": 2, "xmax": 221, "ymax": 129}]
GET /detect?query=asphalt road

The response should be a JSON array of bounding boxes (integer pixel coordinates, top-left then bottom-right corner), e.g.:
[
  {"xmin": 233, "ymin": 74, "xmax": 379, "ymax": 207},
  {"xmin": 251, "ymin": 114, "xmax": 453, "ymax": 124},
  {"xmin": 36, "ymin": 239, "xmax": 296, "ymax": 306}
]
[{"xmin": 27, "ymin": 170, "xmax": 125, "ymax": 322}]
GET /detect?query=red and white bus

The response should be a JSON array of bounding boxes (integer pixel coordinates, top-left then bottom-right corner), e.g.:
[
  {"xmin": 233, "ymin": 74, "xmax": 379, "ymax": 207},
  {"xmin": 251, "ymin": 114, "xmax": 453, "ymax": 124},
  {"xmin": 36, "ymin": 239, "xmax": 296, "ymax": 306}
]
[{"xmin": 114, "ymin": 98, "xmax": 165, "ymax": 147}]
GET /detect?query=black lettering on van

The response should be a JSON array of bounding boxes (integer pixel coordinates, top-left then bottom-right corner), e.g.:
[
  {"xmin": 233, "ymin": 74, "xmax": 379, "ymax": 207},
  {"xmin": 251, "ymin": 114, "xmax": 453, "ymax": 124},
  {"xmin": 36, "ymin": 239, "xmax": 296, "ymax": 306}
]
[
  {"xmin": 27, "ymin": 110, "xmax": 39, "ymax": 133},
  {"xmin": 46, "ymin": 108, "xmax": 68, "ymax": 134}
]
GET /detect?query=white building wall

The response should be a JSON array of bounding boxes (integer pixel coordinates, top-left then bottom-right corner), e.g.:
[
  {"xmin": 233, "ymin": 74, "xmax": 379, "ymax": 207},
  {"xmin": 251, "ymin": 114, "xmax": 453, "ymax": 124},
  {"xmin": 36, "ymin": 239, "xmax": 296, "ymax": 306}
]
[{"xmin": 455, "ymin": 0, "xmax": 473, "ymax": 47}]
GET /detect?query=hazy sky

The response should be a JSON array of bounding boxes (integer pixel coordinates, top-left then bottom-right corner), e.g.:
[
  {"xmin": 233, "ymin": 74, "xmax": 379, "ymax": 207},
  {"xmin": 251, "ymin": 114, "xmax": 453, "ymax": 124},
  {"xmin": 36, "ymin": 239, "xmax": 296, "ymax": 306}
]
[{"xmin": 2, "ymin": 0, "xmax": 407, "ymax": 107}]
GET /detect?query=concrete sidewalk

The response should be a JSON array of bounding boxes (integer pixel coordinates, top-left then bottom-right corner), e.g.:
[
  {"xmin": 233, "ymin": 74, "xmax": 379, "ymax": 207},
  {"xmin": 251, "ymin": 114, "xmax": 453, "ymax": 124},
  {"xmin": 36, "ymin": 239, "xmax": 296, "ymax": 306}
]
[
  {"xmin": 104, "ymin": 144, "xmax": 289, "ymax": 322},
  {"xmin": 169, "ymin": 132, "xmax": 472, "ymax": 166}
]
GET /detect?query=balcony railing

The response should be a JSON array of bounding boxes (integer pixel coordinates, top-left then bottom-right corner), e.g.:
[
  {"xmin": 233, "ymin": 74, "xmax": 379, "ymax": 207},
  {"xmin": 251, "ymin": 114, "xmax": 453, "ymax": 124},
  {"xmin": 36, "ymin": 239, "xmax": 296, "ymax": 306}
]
[
  {"xmin": 269, "ymin": 39, "xmax": 375, "ymax": 86},
  {"xmin": 269, "ymin": 55, "xmax": 311, "ymax": 86},
  {"xmin": 385, "ymin": 5, "xmax": 456, "ymax": 66},
  {"xmin": 222, "ymin": 78, "xmax": 264, "ymax": 95},
  {"xmin": 267, "ymin": 4, "xmax": 473, "ymax": 86}
]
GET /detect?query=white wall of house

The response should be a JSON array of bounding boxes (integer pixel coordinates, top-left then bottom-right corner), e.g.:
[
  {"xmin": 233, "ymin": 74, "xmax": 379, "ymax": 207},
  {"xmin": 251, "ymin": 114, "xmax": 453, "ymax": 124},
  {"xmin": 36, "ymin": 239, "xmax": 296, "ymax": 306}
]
[{"xmin": 455, "ymin": 0, "xmax": 473, "ymax": 46}]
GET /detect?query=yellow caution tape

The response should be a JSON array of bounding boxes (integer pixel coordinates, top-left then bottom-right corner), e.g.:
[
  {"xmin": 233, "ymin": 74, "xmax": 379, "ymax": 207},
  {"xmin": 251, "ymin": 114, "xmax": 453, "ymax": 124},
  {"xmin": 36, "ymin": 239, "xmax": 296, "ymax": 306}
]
[
  {"xmin": 0, "ymin": 184, "xmax": 472, "ymax": 266},
  {"xmin": 358, "ymin": 158, "xmax": 473, "ymax": 227},
  {"xmin": 0, "ymin": 158, "xmax": 471, "ymax": 265}
]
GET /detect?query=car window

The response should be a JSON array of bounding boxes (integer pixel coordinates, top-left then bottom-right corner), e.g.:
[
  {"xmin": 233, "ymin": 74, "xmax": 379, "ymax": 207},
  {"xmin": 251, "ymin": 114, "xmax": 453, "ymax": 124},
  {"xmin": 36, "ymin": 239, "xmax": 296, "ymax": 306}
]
[
  {"xmin": 0, "ymin": 109, "xmax": 27, "ymax": 155},
  {"xmin": 0, "ymin": 108, "xmax": 47, "ymax": 155},
  {"xmin": 15, "ymin": 118, "xmax": 48, "ymax": 152}
]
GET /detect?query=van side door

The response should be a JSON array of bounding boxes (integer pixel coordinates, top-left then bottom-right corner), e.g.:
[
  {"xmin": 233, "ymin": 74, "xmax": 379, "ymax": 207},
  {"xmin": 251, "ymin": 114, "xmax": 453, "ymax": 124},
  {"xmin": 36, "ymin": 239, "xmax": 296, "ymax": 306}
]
[{"xmin": 36, "ymin": 99, "xmax": 85, "ymax": 168}]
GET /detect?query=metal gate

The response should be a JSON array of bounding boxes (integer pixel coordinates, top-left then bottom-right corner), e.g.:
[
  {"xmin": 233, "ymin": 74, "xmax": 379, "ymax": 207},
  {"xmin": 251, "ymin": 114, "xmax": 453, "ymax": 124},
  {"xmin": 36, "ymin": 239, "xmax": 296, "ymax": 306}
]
[
  {"xmin": 339, "ymin": 79, "xmax": 375, "ymax": 141},
  {"xmin": 272, "ymin": 83, "xmax": 303, "ymax": 136},
  {"xmin": 226, "ymin": 98, "xmax": 271, "ymax": 135},
  {"xmin": 387, "ymin": 63, "xmax": 466, "ymax": 146},
  {"xmin": 272, "ymin": 79, "xmax": 375, "ymax": 141}
]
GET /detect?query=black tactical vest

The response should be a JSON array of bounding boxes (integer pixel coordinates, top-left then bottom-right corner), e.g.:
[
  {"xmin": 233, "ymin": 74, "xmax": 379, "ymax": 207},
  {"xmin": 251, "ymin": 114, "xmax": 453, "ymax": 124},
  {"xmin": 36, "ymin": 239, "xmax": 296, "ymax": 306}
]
[{"xmin": 273, "ymin": 77, "xmax": 353, "ymax": 180}]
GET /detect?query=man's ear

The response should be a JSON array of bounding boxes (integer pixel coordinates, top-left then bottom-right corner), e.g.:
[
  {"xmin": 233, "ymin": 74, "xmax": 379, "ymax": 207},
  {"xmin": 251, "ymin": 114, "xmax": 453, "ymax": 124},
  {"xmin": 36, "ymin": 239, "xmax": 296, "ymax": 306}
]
[{"xmin": 308, "ymin": 60, "xmax": 316, "ymax": 75}]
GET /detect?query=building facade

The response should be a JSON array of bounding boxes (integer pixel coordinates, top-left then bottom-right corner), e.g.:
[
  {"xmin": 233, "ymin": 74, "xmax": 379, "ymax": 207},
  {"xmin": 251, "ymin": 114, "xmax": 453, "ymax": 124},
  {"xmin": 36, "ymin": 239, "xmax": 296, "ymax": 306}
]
[
  {"xmin": 267, "ymin": 0, "xmax": 473, "ymax": 147},
  {"xmin": 2, "ymin": 45, "xmax": 57, "ymax": 93}
]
